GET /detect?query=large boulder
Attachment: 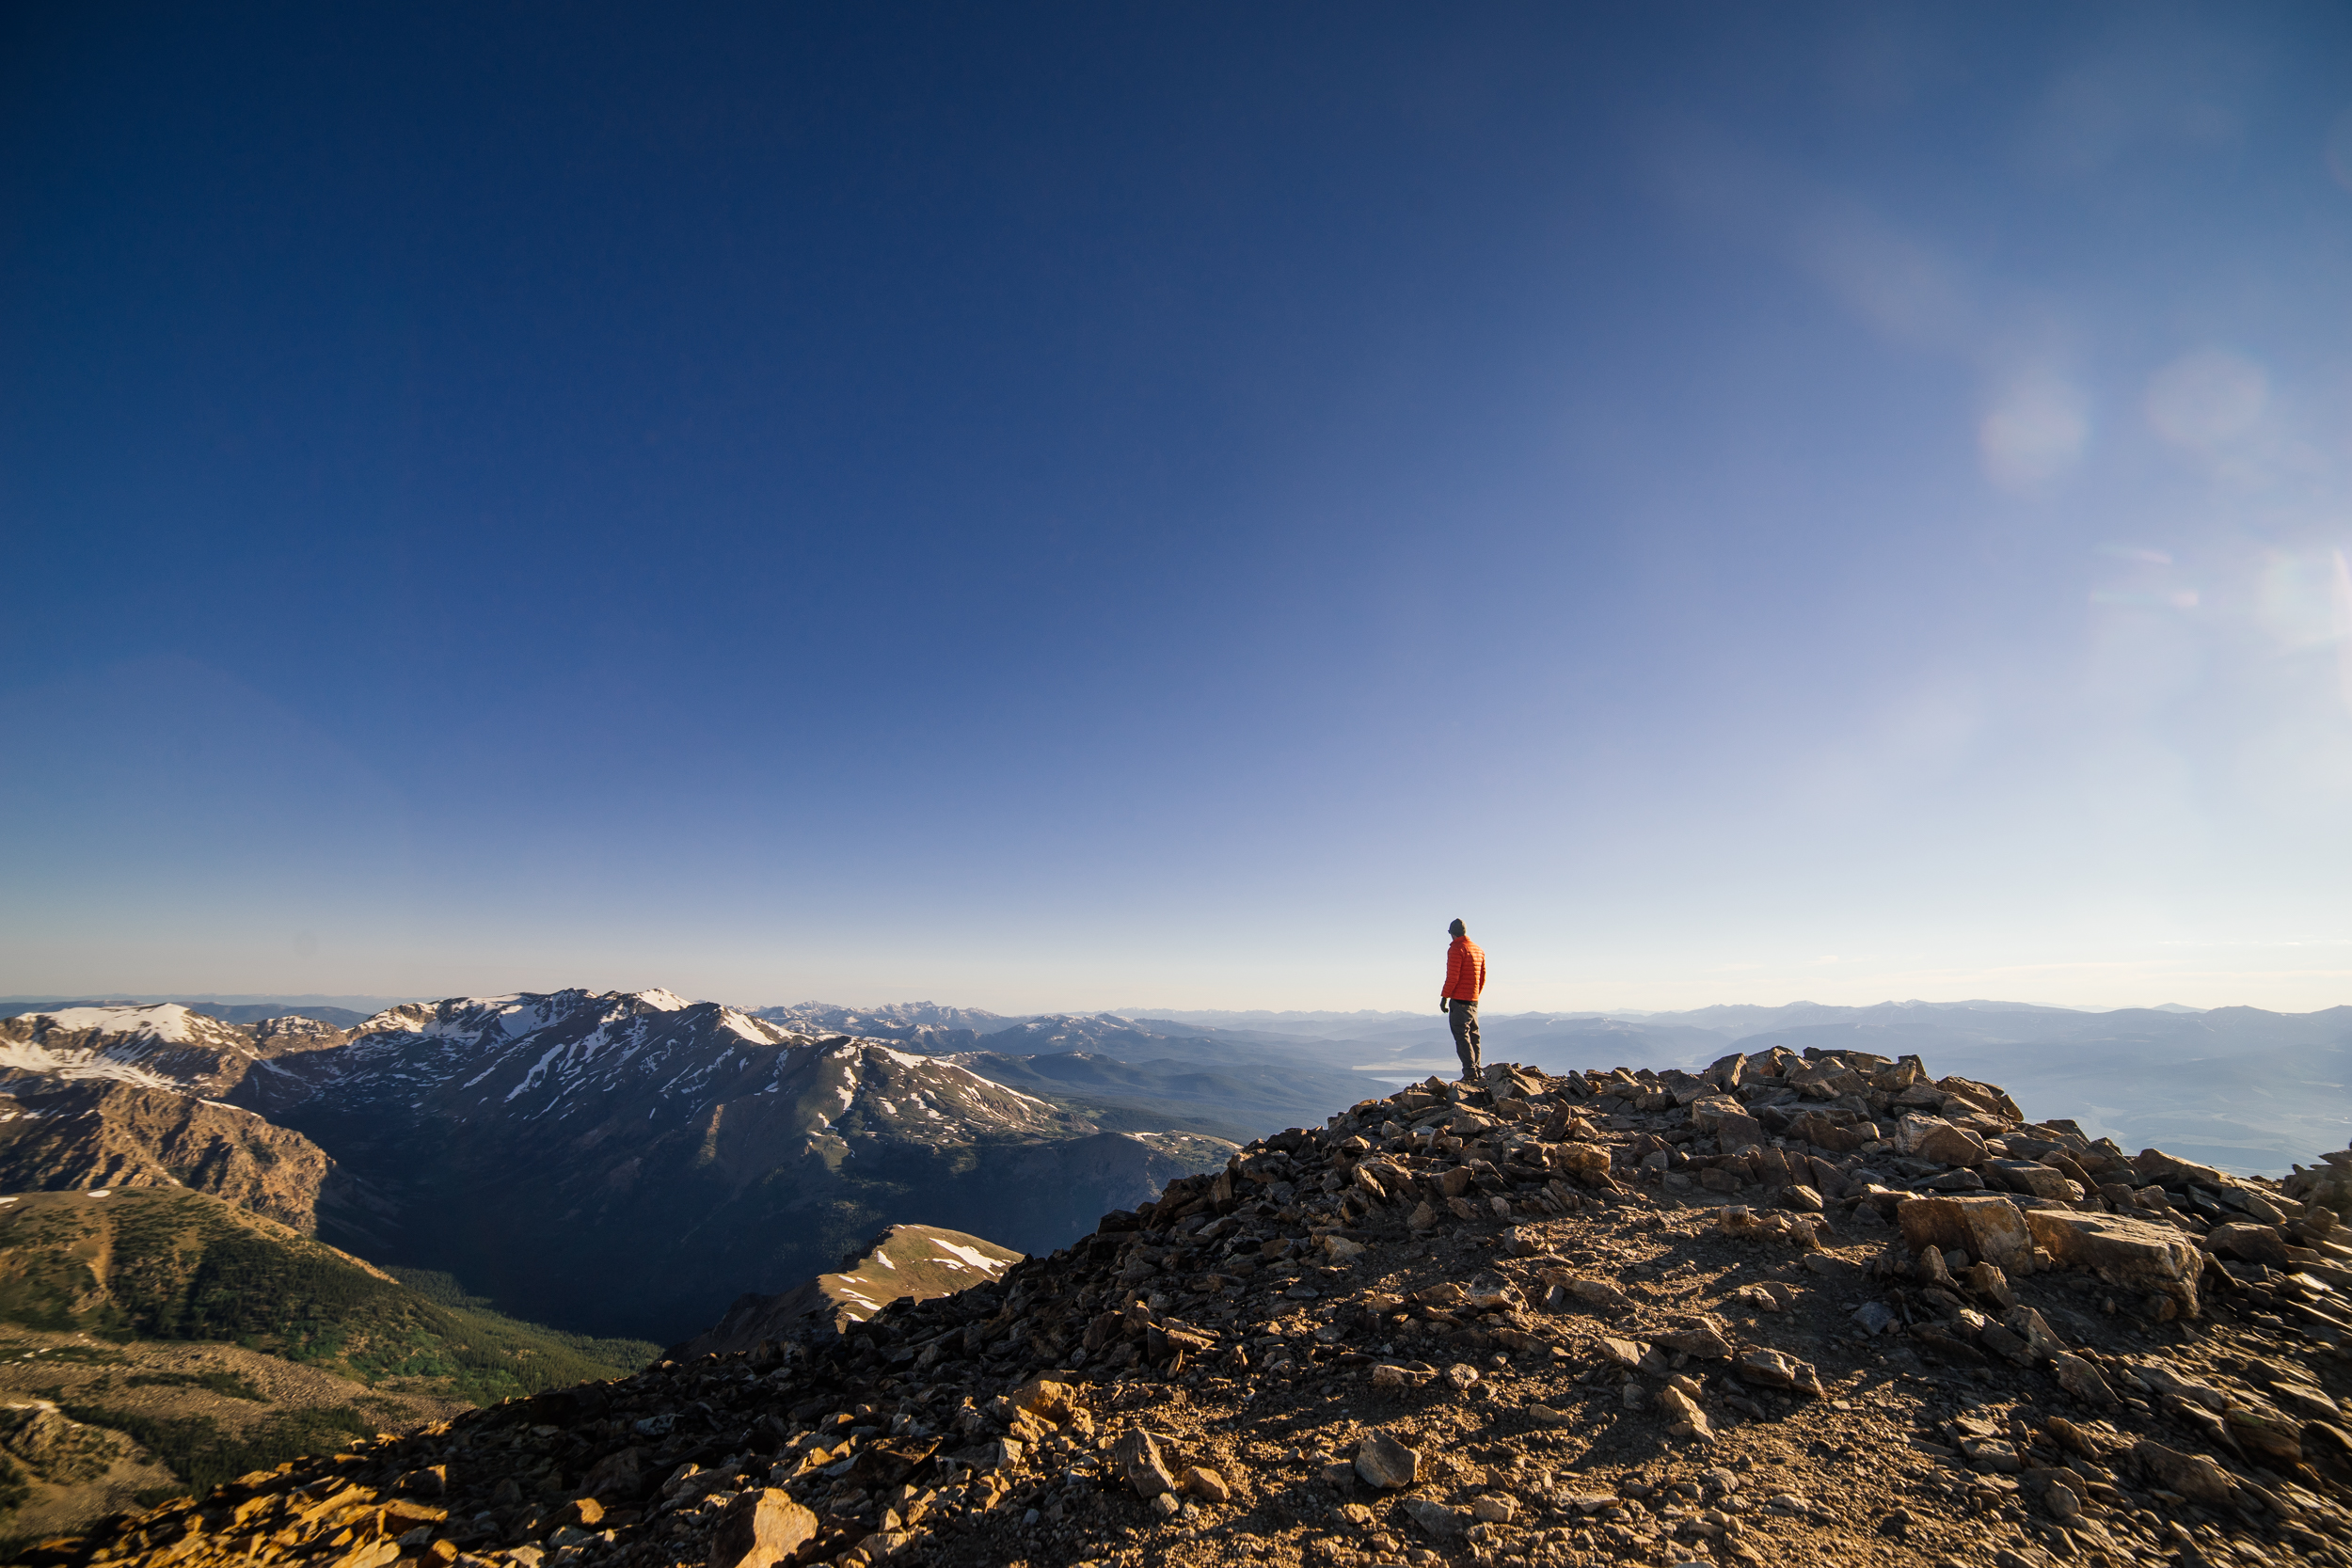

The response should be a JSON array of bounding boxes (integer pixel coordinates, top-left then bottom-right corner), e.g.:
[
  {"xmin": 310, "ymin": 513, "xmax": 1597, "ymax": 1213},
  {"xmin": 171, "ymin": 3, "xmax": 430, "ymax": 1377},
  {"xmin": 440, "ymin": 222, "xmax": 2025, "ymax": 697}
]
[
  {"xmin": 1690, "ymin": 1097, "xmax": 1764, "ymax": 1154},
  {"xmin": 2023, "ymin": 1208, "xmax": 2201, "ymax": 1319},
  {"xmin": 1897, "ymin": 1194, "xmax": 2032, "ymax": 1272},
  {"xmin": 2135, "ymin": 1148, "xmax": 2227, "ymax": 1190},
  {"xmin": 1894, "ymin": 1117, "xmax": 1989, "ymax": 1167},
  {"xmin": 1987, "ymin": 1160, "xmax": 2081, "ymax": 1202},
  {"xmin": 2282, "ymin": 1155, "xmax": 2352, "ymax": 1222},
  {"xmin": 2205, "ymin": 1222, "xmax": 2290, "ymax": 1269}
]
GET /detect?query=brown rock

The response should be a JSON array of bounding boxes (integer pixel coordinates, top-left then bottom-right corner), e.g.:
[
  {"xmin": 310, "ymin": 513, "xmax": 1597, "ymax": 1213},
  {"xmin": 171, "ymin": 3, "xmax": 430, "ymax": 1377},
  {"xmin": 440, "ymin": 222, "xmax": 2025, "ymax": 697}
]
[
  {"xmin": 1734, "ymin": 1348, "xmax": 1822, "ymax": 1397},
  {"xmin": 1963, "ymin": 1260, "xmax": 2017, "ymax": 1308},
  {"xmin": 1554, "ymin": 1143, "xmax": 1614, "ymax": 1184},
  {"xmin": 580, "ymin": 1447, "xmax": 646, "ymax": 1500},
  {"xmin": 707, "ymin": 1489, "xmax": 818, "ymax": 1568},
  {"xmin": 2130, "ymin": 1440, "xmax": 2238, "ymax": 1506},
  {"xmin": 1658, "ymin": 1385, "xmax": 1714, "ymax": 1440},
  {"xmin": 1989, "ymin": 1160, "xmax": 2081, "ymax": 1202},
  {"xmin": 1978, "ymin": 1323, "xmax": 2030, "ymax": 1364},
  {"xmin": 2206, "ymin": 1222, "xmax": 2290, "ymax": 1268},
  {"xmin": 1898, "ymin": 1194, "xmax": 2033, "ymax": 1271},
  {"xmin": 2050, "ymin": 1353, "xmax": 2116, "ymax": 1407},
  {"xmin": 1655, "ymin": 1315, "xmax": 1735, "ymax": 1359},
  {"xmin": 1180, "ymin": 1466, "xmax": 1231, "ymax": 1504},
  {"xmin": 2022, "ymin": 1208, "xmax": 2201, "ymax": 1318},
  {"xmin": 1001, "ymin": 1377, "xmax": 1073, "ymax": 1421},
  {"xmin": 2002, "ymin": 1305, "xmax": 2065, "ymax": 1360},
  {"xmin": 2135, "ymin": 1148, "xmax": 2228, "ymax": 1190},
  {"xmin": 1895, "ymin": 1117, "xmax": 1989, "ymax": 1167},
  {"xmin": 1355, "ymin": 1431, "xmax": 1420, "ymax": 1490},
  {"xmin": 2226, "ymin": 1402, "xmax": 2304, "ymax": 1465},
  {"xmin": 1114, "ymin": 1429, "xmax": 1177, "ymax": 1497},
  {"xmin": 1402, "ymin": 1498, "xmax": 1469, "ymax": 1539}
]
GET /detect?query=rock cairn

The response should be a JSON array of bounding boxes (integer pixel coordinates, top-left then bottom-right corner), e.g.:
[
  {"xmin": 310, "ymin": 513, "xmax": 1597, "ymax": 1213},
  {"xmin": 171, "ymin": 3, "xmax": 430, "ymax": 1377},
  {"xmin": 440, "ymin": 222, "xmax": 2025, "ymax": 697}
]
[{"xmin": 32, "ymin": 1048, "xmax": 2352, "ymax": 1568}]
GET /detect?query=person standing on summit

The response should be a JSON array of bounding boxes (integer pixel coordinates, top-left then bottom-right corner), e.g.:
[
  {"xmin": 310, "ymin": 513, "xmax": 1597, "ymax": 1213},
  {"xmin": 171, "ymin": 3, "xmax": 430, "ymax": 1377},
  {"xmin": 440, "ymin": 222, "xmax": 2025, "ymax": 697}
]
[{"xmin": 1440, "ymin": 918, "xmax": 1486, "ymax": 1082}]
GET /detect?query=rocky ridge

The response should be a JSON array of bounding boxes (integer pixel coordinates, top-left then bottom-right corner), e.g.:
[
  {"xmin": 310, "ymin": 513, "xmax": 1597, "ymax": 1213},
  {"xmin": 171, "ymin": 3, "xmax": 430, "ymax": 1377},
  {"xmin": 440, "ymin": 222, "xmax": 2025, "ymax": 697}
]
[
  {"xmin": 0, "ymin": 1083, "xmax": 353, "ymax": 1235},
  {"xmin": 26, "ymin": 1045, "xmax": 2352, "ymax": 1568}
]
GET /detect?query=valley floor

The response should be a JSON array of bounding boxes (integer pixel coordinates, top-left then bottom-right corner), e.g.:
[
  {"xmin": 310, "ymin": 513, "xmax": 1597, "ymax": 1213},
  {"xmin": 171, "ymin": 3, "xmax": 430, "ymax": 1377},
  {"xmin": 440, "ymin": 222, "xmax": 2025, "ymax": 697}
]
[{"xmin": 0, "ymin": 1328, "xmax": 464, "ymax": 1547}]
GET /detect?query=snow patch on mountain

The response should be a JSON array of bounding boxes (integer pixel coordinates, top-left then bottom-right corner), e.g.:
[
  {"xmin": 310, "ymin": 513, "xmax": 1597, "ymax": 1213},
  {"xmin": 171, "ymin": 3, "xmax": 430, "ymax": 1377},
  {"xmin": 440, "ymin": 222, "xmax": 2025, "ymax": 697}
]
[
  {"xmin": 0, "ymin": 1040, "xmax": 179, "ymax": 1090},
  {"xmin": 33, "ymin": 1005, "xmax": 201, "ymax": 1043}
]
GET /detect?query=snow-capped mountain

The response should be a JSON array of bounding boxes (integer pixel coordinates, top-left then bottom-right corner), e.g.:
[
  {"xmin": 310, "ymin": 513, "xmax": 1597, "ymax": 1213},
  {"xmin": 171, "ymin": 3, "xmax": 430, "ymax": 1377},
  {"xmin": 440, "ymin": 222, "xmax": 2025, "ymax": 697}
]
[
  {"xmin": 0, "ymin": 989, "xmax": 1335, "ymax": 1342},
  {"xmin": 0, "ymin": 1006, "xmax": 372, "ymax": 1234},
  {"xmin": 0, "ymin": 1003, "xmax": 308, "ymax": 1098},
  {"xmin": 190, "ymin": 990, "xmax": 1204, "ymax": 1338}
]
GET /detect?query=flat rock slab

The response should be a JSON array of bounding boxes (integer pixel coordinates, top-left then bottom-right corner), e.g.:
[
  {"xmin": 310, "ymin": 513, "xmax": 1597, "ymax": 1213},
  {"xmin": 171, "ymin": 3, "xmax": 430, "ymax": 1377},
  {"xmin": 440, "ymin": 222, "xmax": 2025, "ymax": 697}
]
[
  {"xmin": 2022, "ymin": 1207, "xmax": 2201, "ymax": 1317},
  {"xmin": 1898, "ymin": 1193, "xmax": 2032, "ymax": 1271}
]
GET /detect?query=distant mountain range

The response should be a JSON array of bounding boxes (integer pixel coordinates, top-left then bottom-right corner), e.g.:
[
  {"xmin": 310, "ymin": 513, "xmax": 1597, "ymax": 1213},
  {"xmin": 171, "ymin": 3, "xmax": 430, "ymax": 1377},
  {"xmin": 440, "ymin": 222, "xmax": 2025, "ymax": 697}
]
[{"xmin": 0, "ymin": 992, "xmax": 1314, "ymax": 1346}]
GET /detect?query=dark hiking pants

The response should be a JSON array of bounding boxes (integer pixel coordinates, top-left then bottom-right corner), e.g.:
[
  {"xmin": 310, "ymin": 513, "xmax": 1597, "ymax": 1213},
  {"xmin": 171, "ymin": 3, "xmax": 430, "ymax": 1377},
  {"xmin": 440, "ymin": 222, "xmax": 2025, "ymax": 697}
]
[{"xmin": 1447, "ymin": 1000, "xmax": 1481, "ymax": 1079}]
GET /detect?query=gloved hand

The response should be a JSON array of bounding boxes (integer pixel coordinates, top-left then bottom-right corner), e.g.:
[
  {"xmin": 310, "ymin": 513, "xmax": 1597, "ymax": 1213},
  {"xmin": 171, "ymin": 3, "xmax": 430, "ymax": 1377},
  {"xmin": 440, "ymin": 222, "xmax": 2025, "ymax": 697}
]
[{"xmin": 1438, "ymin": 998, "xmax": 1450, "ymax": 1015}]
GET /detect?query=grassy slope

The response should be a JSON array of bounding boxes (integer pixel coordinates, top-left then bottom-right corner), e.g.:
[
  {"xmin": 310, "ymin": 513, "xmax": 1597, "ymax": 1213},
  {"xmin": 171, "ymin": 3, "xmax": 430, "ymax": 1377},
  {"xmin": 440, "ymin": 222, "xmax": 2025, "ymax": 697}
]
[{"xmin": 0, "ymin": 1190, "xmax": 655, "ymax": 1408}]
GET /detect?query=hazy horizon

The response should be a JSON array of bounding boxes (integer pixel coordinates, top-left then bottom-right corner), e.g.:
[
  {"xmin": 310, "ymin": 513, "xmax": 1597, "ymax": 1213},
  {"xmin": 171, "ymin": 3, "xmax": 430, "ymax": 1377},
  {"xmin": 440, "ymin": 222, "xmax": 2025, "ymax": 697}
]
[
  {"xmin": 2, "ymin": 988, "xmax": 2337, "ymax": 1023},
  {"xmin": 7, "ymin": 6, "xmax": 2349, "ymax": 1015}
]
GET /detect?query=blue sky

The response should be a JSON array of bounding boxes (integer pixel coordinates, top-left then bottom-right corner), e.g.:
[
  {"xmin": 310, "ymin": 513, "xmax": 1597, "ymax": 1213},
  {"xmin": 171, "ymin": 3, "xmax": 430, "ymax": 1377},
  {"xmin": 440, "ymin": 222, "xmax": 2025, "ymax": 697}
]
[{"xmin": 6, "ymin": 3, "xmax": 2350, "ymax": 1013}]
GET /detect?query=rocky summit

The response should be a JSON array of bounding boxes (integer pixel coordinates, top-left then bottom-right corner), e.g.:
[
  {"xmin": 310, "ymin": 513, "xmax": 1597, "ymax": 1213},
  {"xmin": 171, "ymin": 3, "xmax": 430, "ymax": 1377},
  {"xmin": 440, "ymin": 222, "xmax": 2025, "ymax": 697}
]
[{"xmin": 33, "ymin": 1047, "xmax": 2352, "ymax": 1568}]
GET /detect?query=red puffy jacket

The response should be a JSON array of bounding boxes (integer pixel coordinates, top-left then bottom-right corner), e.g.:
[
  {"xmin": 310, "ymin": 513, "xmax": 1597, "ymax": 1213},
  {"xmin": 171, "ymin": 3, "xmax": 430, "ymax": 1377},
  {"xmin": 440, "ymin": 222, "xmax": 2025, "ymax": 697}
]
[{"xmin": 1443, "ymin": 937, "xmax": 1486, "ymax": 1002}]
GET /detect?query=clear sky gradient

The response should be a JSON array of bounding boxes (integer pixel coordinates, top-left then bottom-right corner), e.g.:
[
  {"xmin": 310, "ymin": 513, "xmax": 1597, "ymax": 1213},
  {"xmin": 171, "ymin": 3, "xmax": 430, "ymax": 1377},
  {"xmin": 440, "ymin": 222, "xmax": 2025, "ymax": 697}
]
[{"xmin": 6, "ymin": 4, "xmax": 2350, "ymax": 1014}]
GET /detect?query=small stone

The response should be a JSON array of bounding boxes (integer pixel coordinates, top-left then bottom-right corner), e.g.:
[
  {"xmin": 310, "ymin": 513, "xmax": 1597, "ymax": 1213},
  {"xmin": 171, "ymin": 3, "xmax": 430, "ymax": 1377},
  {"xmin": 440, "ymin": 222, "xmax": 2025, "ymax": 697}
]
[
  {"xmin": 1470, "ymin": 1495, "xmax": 1518, "ymax": 1523},
  {"xmin": 1733, "ymin": 1348, "xmax": 1821, "ymax": 1397},
  {"xmin": 1115, "ymin": 1428, "xmax": 1179, "ymax": 1497},
  {"xmin": 1962, "ymin": 1260, "xmax": 2017, "ymax": 1308},
  {"xmin": 1782, "ymin": 1184, "xmax": 1824, "ymax": 1212},
  {"xmin": 1978, "ymin": 1323, "xmax": 2029, "ymax": 1364},
  {"xmin": 2131, "ymin": 1439, "xmax": 2238, "ymax": 1506},
  {"xmin": 1402, "ymin": 1498, "xmax": 1469, "ymax": 1540},
  {"xmin": 1181, "ymin": 1466, "xmax": 1230, "ymax": 1504},
  {"xmin": 2002, "ymin": 1305, "xmax": 2065, "ymax": 1360},
  {"xmin": 1655, "ymin": 1315, "xmax": 1735, "ymax": 1359},
  {"xmin": 707, "ymin": 1489, "xmax": 818, "ymax": 1568},
  {"xmin": 1851, "ymin": 1301, "xmax": 1897, "ymax": 1337},
  {"xmin": 2050, "ymin": 1352, "xmax": 2117, "ymax": 1407},
  {"xmin": 1444, "ymin": 1362, "xmax": 1481, "ymax": 1391},
  {"xmin": 1150, "ymin": 1493, "xmax": 1181, "ymax": 1519},
  {"xmin": 1407, "ymin": 1201, "xmax": 1438, "ymax": 1230},
  {"xmin": 1370, "ymin": 1363, "xmax": 1412, "ymax": 1395},
  {"xmin": 1355, "ymin": 1431, "xmax": 1421, "ymax": 1490},
  {"xmin": 1658, "ymin": 1385, "xmax": 1713, "ymax": 1440},
  {"xmin": 1525, "ymin": 1402, "xmax": 1572, "ymax": 1426}
]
